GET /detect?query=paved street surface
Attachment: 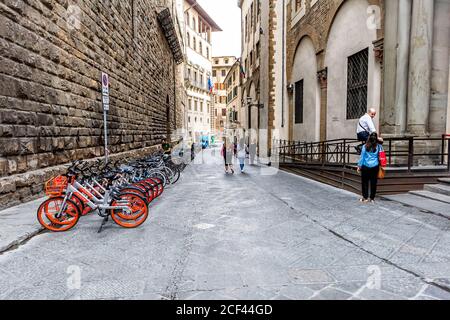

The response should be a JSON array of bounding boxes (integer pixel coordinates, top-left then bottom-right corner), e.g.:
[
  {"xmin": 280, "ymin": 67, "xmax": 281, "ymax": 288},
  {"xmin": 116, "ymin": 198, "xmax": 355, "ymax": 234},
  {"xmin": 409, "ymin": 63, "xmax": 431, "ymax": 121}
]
[{"xmin": 1, "ymin": 148, "xmax": 450, "ymax": 300}]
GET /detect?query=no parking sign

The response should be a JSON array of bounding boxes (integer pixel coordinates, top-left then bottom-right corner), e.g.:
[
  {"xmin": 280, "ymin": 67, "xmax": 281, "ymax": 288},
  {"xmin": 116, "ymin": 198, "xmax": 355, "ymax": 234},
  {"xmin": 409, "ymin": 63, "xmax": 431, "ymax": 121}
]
[
  {"xmin": 101, "ymin": 72, "xmax": 110, "ymax": 163},
  {"xmin": 101, "ymin": 72, "xmax": 110, "ymax": 111}
]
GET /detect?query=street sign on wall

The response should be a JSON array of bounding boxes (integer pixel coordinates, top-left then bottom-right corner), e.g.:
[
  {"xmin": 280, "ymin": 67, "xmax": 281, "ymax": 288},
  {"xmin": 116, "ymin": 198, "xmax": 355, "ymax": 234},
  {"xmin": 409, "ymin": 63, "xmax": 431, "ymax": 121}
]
[{"xmin": 101, "ymin": 72, "xmax": 110, "ymax": 111}]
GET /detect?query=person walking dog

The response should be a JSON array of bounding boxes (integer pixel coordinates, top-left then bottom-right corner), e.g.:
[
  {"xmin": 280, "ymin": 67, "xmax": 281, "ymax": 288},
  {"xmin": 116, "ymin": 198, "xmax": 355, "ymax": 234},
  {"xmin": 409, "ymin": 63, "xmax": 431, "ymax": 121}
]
[{"xmin": 357, "ymin": 132, "xmax": 386, "ymax": 203}]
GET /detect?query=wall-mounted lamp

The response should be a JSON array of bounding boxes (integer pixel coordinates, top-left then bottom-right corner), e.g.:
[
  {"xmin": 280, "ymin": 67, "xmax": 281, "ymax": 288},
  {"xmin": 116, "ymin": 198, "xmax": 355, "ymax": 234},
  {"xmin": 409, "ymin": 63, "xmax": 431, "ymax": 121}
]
[{"xmin": 287, "ymin": 83, "xmax": 294, "ymax": 94}]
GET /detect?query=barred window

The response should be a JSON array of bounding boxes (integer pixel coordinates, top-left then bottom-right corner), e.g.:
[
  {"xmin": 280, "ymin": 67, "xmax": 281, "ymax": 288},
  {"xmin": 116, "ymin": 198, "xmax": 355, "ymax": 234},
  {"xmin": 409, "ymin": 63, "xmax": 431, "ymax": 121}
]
[
  {"xmin": 294, "ymin": 80, "xmax": 304, "ymax": 124},
  {"xmin": 347, "ymin": 48, "xmax": 368, "ymax": 120}
]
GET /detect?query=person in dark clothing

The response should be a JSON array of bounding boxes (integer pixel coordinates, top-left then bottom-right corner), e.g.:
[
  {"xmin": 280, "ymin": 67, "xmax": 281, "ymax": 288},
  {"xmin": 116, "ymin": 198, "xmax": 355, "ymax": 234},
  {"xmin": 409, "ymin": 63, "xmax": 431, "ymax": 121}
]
[
  {"xmin": 357, "ymin": 133, "xmax": 383, "ymax": 203},
  {"xmin": 191, "ymin": 142, "xmax": 195, "ymax": 161},
  {"xmin": 221, "ymin": 138, "xmax": 235, "ymax": 174}
]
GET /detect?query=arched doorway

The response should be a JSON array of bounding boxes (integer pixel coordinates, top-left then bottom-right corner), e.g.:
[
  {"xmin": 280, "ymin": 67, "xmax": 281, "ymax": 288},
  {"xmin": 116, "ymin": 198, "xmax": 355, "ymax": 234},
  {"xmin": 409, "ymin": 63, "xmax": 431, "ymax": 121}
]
[
  {"xmin": 291, "ymin": 36, "xmax": 320, "ymax": 142},
  {"xmin": 324, "ymin": 0, "xmax": 380, "ymax": 140}
]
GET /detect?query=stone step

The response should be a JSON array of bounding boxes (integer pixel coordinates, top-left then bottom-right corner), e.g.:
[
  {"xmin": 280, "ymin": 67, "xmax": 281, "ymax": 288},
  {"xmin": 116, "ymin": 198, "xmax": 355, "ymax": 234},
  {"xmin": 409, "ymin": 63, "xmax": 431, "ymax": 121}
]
[
  {"xmin": 410, "ymin": 190, "xmax": 450, "ymax": 204},
  {"xmin": 438, "ymin": 178, "xmax": 450, "ymax": 185},
  {"xmin": 424, "ymin": 183, "xmax": 450, "ymax": 196},
  {"xmin": 382, "ymin": 194, "xmax": 450, "ymax": 218}
]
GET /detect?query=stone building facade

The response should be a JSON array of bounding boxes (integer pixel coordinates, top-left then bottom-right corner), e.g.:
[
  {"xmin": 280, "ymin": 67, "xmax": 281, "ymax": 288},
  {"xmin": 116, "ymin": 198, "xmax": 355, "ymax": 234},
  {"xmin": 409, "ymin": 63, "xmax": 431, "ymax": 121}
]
[
  {"xmin": 183, "ymin": 0, "xmax": 221, "ymax": 143},
  {"xmin": 212, "ymin": 56, "xmax": 236, "ymax": 138},
  {"xmin": 0, "ymin": 0, "xmax": 184, "ymax": 208},
  {"xmin": 239, "ymin": 0, "xmax": 282, "ymax": 163},
  {"xmin": 224, "ymin": 60, "xmax": 243, "ymax": 135}
]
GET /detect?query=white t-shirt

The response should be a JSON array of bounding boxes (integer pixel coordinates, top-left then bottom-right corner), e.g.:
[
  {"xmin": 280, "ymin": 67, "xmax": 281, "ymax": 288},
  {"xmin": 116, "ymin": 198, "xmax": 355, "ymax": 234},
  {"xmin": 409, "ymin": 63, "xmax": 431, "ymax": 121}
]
[
  {"xmin": 237, "ymin": 144, "xmax": 247, "ymax": 158},
  {"xmin": 357, "ymin": 114, "xmax": 377, "ymax": 134}
]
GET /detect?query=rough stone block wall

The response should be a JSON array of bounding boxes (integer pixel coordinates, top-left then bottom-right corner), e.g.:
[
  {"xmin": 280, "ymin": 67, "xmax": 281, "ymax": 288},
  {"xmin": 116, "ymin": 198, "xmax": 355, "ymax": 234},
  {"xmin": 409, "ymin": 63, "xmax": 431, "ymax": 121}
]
[{"xmin": 0, "ymin": 0, "xmax": 180, "ymax": 208}]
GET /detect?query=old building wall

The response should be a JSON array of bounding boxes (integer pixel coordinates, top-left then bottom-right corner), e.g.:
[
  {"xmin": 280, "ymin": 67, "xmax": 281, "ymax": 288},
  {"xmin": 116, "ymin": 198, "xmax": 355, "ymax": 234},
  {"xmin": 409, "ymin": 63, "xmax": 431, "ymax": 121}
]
[
  {"xmin": 286, "ymin": 0, "xmax": 384, "ymax": 141},
  {"xmin": 430, "ymin": 0, "xmax": 450, "ymax": 137},
  {"xmin": 381, "ymin": 0, "xmax": 449, "ymax": 138},
  {"xmin": 324, "ymin": 0, "xmax": 380, "ymax": 140},
  {"xmin": 0, "ymin": 0, "xmax": 180, "ymax": 208},
  {"xmin": 291, "ymin": 36, "xmax": 319, "ymax": 142}
]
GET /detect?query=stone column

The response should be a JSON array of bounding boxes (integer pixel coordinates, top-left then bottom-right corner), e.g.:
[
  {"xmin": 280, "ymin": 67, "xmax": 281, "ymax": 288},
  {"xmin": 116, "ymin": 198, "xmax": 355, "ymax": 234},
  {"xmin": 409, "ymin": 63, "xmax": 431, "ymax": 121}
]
[
  {"xmin": 447, "ymin": 59, "xmax": 450, "ymax": 135},
  {"xmin": 317, "ymin": 68, "xmax": 328, "ymax": 141},
  {"xmin": 407, "ymin": 0, "xmax": 434, "ymax": 136},
  {"xmin": 395, "ymin": 0, "xmax": 412, "ymax": 136}
]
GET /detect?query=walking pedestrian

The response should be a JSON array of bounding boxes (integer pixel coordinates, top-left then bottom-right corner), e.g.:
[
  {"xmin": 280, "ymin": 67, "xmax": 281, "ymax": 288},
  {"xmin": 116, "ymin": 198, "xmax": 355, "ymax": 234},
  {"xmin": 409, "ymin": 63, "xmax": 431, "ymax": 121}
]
[
  {"xmin": 221, "ymin": 139, "xmax": 235, "ymax": 174},
  {"xmin": 237, "ymin": 138, "xmax": 248, "ymax": 173},
  {"xmin": 191, "ymin": 142, "xmax": 195, "ymax": 161},
  {"xmin": 357, "ymin": 132, "xmax": 383, "ymax": 203}
]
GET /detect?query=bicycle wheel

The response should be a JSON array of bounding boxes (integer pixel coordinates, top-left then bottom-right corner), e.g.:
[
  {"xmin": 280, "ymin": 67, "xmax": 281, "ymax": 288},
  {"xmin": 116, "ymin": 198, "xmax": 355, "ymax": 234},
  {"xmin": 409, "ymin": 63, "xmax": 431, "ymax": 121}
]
[
  {"xmin": 70, "ymin": 193, "xmax": 93, "ymax": 216},
  {"xmin": 150, "ymin": 170, "xmax": 167, "ymax": 188},
  {"xmin": 120, "ymin": 185, "xmax": 150, "ymax": 204},
  {"xmin": 169, "ymin": 166, "xmax": 180, "ymax": 184},
  {"xmin": 133, "ymin": 181, "xmax": 155, "ymax": 202},
  {"xmin": 110, "ymin": 193, "xmax": 148, "ymax": 228},
  {"xmin": 69, "ymin": 193, "xmax": 85, "ymax": 213},
  {"xmin": 37, "ymin": 197, "xmax": 80, "ymax": 232},
  {"xmin": 147, "ymin": 177, "xmax": 164, "ymax": 197},
  {"xmin": 163, "ymin": 166, "xmax": 175, "ymax": 184}
]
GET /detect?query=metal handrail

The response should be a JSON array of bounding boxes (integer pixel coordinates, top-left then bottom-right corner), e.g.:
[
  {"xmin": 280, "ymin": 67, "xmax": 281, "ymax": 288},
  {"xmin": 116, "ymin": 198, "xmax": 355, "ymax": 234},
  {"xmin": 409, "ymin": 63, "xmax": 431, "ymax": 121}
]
[{"xmin": 274, "ymin": 135, "xmax": 450, "ymax": 172}]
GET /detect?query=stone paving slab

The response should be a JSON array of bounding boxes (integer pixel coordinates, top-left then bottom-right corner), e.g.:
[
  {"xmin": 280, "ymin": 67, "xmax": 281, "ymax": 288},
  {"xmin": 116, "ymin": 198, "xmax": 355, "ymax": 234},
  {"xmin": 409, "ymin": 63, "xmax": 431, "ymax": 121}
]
[
  {"xmin": 382, "ymin": 194, "xmax": 450, "ymax": 218},
  {"xmin": 0, "ymin": 149, "xmax": 449, "ymax": 300},
  {"xmin": 0, "ymin": 197, "xmax": 45, "ymax": 253}
]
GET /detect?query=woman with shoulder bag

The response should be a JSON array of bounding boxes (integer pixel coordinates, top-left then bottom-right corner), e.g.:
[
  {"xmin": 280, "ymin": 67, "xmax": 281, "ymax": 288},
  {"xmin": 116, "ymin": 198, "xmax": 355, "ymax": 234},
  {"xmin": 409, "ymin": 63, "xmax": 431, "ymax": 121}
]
[{"xmin": 357, "ymin": 132, "xmax": 385, "ymax": 204}]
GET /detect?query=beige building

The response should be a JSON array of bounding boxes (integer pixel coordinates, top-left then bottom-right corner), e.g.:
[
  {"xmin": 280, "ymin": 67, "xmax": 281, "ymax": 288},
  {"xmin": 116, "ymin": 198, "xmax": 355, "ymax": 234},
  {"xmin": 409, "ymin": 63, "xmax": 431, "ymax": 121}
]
[
  {"xmin": 224, "ymin": 61, "xmax": 244, "ymax": 136},
  {"xmin": 284, "ymin": 0, "xmax": 449, "ymax": 144},
  {"xmin": 183, "ymin": 0, "xmax": 221, "ymax": 143},
  {"xmin": 238, "ymin": 0, "xmax": 449, "ymax": 165},
  {"xmin": 212, "ymin": 56, "xmax": 237, "ymax": 138},
  {"xmin": 239, "ymin": 0, "xmax": 280, "ymax": 163}
]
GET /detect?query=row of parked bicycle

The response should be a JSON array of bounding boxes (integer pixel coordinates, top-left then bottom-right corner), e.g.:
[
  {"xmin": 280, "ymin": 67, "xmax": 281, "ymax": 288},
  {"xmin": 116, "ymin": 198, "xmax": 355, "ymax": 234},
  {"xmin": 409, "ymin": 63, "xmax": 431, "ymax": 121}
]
[{"xmin": 37, "ymin": 151, "xmax": 186, "ymax": 232}]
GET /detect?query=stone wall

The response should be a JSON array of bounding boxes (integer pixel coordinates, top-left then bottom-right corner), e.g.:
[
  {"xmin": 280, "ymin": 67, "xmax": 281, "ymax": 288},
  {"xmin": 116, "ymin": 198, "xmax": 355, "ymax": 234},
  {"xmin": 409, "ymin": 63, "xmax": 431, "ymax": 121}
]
[
  {"xmin": 285, "ymin": 0, "xmax": 384, "ymax": 141},
  {"xmin": 0, "ymin": 0, "xmax": 181, "ymax": 208}
]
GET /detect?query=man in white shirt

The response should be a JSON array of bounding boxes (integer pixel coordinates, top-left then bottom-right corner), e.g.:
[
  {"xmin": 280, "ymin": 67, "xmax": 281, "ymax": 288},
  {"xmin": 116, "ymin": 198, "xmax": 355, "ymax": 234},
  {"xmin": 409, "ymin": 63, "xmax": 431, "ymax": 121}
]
[{"xmin": 355, "ymin": 108, "xmax": 377, "ymax": 154}]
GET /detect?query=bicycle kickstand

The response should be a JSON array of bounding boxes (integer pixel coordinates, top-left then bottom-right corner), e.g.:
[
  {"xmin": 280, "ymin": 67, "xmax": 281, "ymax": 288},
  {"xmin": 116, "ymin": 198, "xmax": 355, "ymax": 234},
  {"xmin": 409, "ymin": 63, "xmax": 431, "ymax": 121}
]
[{"xmin": 98, "ymin": 216, "xmax": 109, "ymax": 233}]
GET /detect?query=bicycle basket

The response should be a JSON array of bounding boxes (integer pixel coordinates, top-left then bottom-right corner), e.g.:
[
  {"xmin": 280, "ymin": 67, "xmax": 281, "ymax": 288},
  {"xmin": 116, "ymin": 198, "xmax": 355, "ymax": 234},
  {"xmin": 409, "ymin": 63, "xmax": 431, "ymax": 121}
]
[{"xmin": 45, "ymin": 175, "xmax": 68, "ymax": 197}]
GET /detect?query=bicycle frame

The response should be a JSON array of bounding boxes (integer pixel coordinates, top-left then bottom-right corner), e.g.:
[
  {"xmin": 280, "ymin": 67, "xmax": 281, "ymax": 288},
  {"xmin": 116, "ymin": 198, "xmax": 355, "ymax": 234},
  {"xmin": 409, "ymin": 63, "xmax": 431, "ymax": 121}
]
[{"xmin": 57, "ymin": 180, "xmax": 132, "ymax": 218}]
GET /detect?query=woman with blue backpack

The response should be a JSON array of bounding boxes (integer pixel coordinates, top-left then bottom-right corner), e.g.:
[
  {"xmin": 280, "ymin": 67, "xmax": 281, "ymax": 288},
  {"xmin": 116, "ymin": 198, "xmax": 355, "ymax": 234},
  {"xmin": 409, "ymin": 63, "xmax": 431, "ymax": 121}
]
[{"xmin": 357, "ymin": 132, "xmax": 386, "ymax": 203}]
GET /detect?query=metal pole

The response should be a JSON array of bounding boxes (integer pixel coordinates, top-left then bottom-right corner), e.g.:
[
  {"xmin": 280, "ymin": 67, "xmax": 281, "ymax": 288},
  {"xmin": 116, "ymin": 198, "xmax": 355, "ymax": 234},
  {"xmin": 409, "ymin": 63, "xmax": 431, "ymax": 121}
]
[{"xmin": 104, "ymin": 109, "xmax": 108, "ymax": 164}]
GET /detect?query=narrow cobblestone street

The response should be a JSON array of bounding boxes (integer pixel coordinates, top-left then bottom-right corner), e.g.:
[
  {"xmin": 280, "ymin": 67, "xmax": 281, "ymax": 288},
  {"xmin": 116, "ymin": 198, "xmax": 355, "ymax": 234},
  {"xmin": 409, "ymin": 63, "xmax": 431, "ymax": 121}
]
[{"xmin": 1, "ymin": 148, "xmax": 450, "ymax": 300}]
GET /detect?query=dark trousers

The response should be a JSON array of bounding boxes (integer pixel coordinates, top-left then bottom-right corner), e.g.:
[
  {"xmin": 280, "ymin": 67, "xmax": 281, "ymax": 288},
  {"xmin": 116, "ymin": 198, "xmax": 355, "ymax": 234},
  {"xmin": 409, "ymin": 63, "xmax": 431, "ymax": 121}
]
[
  {"xmin": 361, "ymin": 166, "xmax": 379, "ymax": 200},
  {"xmin": 355, "ymin": 132, "xmax": 370, "ymax": 154},
  {"xmin": 357, "ymin": 131, "xmax": 370, "ymax": 143}
]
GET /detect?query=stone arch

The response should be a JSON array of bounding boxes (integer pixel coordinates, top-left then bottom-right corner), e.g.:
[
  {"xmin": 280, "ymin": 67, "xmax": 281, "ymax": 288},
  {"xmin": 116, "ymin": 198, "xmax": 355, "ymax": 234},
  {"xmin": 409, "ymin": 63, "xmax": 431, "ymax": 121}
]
[
  {"xmin": 290, "ymin": 36, "xmax": 320, "ymax": 142},
  {"xmin": 324, "ymin": 0, "xmax": 383, "ymax": 46},
  {"xmin": 324, "ymin": 0, "xmax": 380, "ymax": 140},
  {"xmin": 288, "ymin": 30, "xmax": 321, "ymax": 83}
]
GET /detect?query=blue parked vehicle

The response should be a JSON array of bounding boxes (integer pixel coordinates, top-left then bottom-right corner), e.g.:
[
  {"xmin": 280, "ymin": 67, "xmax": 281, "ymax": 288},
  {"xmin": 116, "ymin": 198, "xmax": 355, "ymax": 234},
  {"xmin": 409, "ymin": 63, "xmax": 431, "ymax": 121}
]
[{"xmin": 201, "ymin": 136, "xmax": 209, "ymax": 149}]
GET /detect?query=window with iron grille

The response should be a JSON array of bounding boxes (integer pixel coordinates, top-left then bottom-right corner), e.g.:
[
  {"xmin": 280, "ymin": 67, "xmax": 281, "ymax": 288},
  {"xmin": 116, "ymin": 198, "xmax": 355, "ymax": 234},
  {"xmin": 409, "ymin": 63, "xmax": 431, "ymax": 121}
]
[
  {"xmin": 346, "ymin": 48, "xmax": 368, "ymax": 120},
  {"xmin": 294, "ymin": 80, "xmax": 304, "ymax": 124}
]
